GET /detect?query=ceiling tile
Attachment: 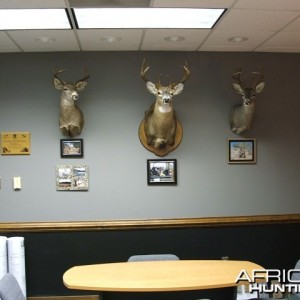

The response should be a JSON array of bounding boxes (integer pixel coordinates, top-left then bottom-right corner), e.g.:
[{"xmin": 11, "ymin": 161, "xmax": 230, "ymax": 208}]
[
  {"xmin": 0, "ymin": 0, "xmax": 66, "ymax": 8},
  {"xmin": 0, "ymin": 32, "xmax": 21, "ymax": 52},
  {"xmin": 8, "ymin": 30, "xmax": 80, "ymax": 52},
  {"xmin": 152, "ymin": 0, "xmax": 234, "ymax": 8},
  {"xmin": 142, "ymin": 29, "xmax": 210, "ymax": 51},
  {"xmin": 234, "ymin": 0, "xmax": 300, "ymax": 11},
  {"xmin": 201, "ymin": 29, "xmax": 275, "ymax": 51},
  {"xmin": 77, "ymin": 29, "xmax": 143, "ymax": 50},
  {"xmin": 217, "ymin": 9, "xmax": 300, "ymax": 31},
  {"xmin": 283, "ymin": 16, "xmax": 300, "ymax": 31},
  {"xmin": 257, "ymin": 31, "xmax": 300, "ymax": 52},
  {"xmin": 69, "ymin": 0, "xmax": 151, "ymax": 8}
]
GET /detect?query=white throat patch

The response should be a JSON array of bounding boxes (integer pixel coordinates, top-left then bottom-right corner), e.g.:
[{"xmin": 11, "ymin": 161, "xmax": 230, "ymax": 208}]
[{"xmin": 159, "ymin": 105, "xmax": 172, "ymax": 113}]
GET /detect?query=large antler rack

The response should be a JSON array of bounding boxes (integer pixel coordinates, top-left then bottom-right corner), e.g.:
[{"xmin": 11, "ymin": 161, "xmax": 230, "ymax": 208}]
[
  {"xmin": 141, "ymin": 59, "xmax": 190, "ymax": 88},
  {"xmin": 53, "ymin": 67, "xmax": 90, "ymax": 85},
  {"xmin": 232, "ymin": 65, "xmax": 264, "ymax": 88}
]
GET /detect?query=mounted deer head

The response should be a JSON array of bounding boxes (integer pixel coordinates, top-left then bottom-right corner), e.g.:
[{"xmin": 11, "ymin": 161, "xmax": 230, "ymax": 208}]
[
  {"xmin": 54, "ymin": 68, "xmax": 89, "ymax": 137},
  {"xmin": 229, "ymin": 66, "xmax": 265, "ymax": 134},
  {"xmin": 139, "ymin": 59, "xmax": 190, "ymax": 155}
]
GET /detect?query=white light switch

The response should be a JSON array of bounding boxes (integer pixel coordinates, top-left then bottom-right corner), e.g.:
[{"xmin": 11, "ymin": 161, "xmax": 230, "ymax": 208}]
[{"xmin": 13, "ymin": 177, "xmax": 21, "ymax": 190}]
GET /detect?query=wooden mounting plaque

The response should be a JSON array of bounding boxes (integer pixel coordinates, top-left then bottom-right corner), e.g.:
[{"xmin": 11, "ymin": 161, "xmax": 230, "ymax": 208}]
[{"xmin": 138, "ymin": 119, "xmax": 183, "ymax": 157}]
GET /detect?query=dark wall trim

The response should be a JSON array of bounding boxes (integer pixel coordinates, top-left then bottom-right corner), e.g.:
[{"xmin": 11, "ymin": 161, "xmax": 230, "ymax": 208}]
[{"xmin": 0, "ymin": 214, "xmax": 299, "ymax": 233}]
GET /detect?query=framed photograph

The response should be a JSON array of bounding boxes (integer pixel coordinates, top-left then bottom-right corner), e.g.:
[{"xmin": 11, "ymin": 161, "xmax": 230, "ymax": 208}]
[
  {"xmin": 1, "ymin": 132, "xmax": 30, "ymax": 155},
  {"xmin": 56, "ymin": 164, "xmax": 88, "ymax": 191},
  {"xmin": 60, "ymin": 139, "xmax": 83, "ymax": 158},
  {"xmin": 147, "ymin": 159, "xmax": 177, "ymax": 185},
  {"xmin": 228, "ymin": 138, "xmax": 256, "ymax": 164}
]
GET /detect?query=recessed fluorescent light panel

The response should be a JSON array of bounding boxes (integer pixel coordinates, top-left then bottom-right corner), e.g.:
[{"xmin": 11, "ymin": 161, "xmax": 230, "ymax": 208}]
[
  {"xmin": 0, "ymin": 9, "xmax": 71, "ymax": 30},
  {"xmin": 73, "ymin": 8, "xmax": 225, "ymax": 29}
]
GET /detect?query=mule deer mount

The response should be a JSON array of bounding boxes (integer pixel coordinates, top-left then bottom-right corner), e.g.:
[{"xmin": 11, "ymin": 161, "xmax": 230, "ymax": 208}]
[
  {"xmin": 229, "ymin": 66, "xmax": 265, "ymax": 135},
  {"xmin": 138, "ymin": 59, "xmax": 190, "ymax": 157},
  {"xmin": 53, "ymin": 68, "xmax": 89, "ymax": 137}
]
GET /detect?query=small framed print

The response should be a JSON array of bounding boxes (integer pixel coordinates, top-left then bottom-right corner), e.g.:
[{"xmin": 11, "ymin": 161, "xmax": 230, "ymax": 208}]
[
  {"xmin": 60, "ymin": 139, "xmax": 83, "ymax": 158},
  {"xmin": 147, "ymin": 159, "xmax": 177, "ymax": 185},
  {"xmin": 228, "ymin": 138, "xmax": 256, "ymax": 164}
]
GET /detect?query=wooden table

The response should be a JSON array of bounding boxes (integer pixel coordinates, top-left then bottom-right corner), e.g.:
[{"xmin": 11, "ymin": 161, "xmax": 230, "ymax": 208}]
[{"xmin": 63, "ymin": 260, "xmax": 265, "ymax": 292}]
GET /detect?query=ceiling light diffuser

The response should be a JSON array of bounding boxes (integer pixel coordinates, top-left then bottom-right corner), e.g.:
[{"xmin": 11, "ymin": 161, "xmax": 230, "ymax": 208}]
[
  {"xmin": 73, "ymin": 8, "xmax": 225, "ymax": 29},
  {"xmin": 0, "ymin": 9, "xmax": 71, "ymax": 30}
]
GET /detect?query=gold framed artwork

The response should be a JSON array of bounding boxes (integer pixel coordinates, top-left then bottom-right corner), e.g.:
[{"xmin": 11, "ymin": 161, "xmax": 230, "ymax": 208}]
[{"xmin": 1, "ymin": 132, "xmax": 30, "ymax": 155}]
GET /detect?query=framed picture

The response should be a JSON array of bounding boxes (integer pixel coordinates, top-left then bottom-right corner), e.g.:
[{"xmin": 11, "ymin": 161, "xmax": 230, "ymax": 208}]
[
  {"xmin": 147, "ymin": 159, "xmax": 177, "ymax": 185},
  {"xmin": 60, "ymin": 139, "xmax": 83, "ymax": 158},
  {"xmin": 228, "ymin": 138, "xmax": 256, "ymax": 164},
  {"xmin": 56, "ymin": 164, "xmax": 88, "ymax": 191},
  {"xmin": 1, "ymin": 132, "xmax": 30, "ymax": 155}
]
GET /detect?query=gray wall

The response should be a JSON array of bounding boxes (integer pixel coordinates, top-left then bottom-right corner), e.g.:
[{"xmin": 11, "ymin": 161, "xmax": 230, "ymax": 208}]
[{"xmin": 0, "ymin": 51, "xmax": 299, "ymax": 222}]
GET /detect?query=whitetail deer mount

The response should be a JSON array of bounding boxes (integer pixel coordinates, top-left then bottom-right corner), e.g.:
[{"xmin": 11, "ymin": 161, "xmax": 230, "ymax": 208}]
[
  {"xmin": 54, "ymin": 68, "xmax": 89, "ymax": 137},
  {"xmin": 230, "ymin": 66, "xmax": 265, "ymax": 134},
  {"xmin": 138, "ymin": 59, "xmax": 190, "ymax": 156}
]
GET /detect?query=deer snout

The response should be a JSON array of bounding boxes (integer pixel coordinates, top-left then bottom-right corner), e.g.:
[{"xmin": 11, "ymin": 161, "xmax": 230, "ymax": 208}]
[
  {"xmin": 162, "ymin": 94, "xmax": 172, "ymax": 104},
  {"xmin": 71, "ymin": 91, "xmax": 79, "ymax": 101}
]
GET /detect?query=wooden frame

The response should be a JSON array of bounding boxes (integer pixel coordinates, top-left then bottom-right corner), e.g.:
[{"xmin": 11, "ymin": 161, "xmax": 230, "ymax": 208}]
[
  {"xmin": 228, "ymin": 138, "xmax": 256, "ymax": 164},
  {"xmin": 60, "ymin": 139, "xmax": 83, "ymax": 158},
  {"xmin": 1, "ymin": 132, "xmax": 30, "ymax": 155},
  {"xmin": 147, "ymin": 159, "xmax": 177, "ymax": 185}
]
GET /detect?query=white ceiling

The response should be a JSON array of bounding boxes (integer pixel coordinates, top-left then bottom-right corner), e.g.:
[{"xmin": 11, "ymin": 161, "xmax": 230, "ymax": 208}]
[{"xmin": 1, "ymin": 0, "xmax": 300, "ymax": 53}]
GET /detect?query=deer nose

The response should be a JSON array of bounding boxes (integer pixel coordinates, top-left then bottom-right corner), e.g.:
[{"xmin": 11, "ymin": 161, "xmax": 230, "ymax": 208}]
[
  {"xmin": 71, "ymin": 92, "xmax": 79, "ymax": 101},
  {"xmin": 162, "ymin": 94, "xmax": 171, "ymax": 104}
]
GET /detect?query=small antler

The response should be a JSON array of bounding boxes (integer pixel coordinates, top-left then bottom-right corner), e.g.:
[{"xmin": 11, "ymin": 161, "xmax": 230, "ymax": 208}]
[
  {"xmin": 180, "ymin": 61, "xmax": 190, "ymax": 83},
  {"xmin": 141, "ymin": 59, "xmax": 151, "ymax": 82},
  {"xmin": 232, "ymin": 66, "xmax": 243, "ymax": 84},
  {"xmin": 251, "ymin": 67, "xmax": 264, "ymax": 88},
  {"xmin": 172, "ymin": 61, "xmax": 190, "ymax": 87},
  {"xmin": 54, "ymin": 68, "xmax": 67, "ymax": 84},
  {"xmin": 74, "ymin": 66, "xmax": 90, "ymax": 84}
]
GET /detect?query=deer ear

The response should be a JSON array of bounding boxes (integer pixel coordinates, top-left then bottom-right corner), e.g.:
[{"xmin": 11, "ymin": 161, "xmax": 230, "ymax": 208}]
[
  {"xmin": 54, "ymin": 78, "xmax": 63, "ymax": 90},
  {"xmin": 255, "ymin": 82, "xmax": 265, "ymax": 93},
  {"xmin": 232, "ymin": 82, "xmax": 244, "ymax": 94},
  {"xmin": 76, "ymin": 81, "xmax": 88, "ymax": 91},
  {"xmin": 146, "ymin": 81, "xmax": 157, "ymax": 95},
  {"xmin": 173, "ymin": 83, "xmax": 184, "ymax": 95}
]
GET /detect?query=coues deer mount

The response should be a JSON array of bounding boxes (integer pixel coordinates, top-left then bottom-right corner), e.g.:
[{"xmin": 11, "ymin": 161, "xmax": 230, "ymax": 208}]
[
  {"xmin": 138, "ymin": 60, "xmax": 190, "ymax": 157},
  {"xmin": 54, "ymin": 68, "xmax": 89, "ymax": 137},
  {"xmin": 230, "ymin": 66, "xmax": 265, "ymax": 135}
]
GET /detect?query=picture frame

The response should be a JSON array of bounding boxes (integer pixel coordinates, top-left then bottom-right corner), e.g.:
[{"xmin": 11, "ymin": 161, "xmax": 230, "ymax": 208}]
[
  {"xmin": 56, "ymin": 164, "xmax": 88, "ymax": 191},
  {"xmin": 228, "ymin": 138, "xmax": 256, "ymax": 164},
  {"xmin": 147, "ymin": 159, "xmax": 177, "ymax": 185},
  {"xmin": 60, "ymin": 139, "xmax": 83, "ymax": 158}
]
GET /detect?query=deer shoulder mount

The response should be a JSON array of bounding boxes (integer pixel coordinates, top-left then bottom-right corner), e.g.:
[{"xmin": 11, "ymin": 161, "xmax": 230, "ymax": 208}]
[
  {"xmin": 53, "ymin": 68, "xmax": 89, "ymax": 137},
  {"xmin": 138, "ymin": 60, "xmax": 190, "ymax": 156},
  {"xmin": 230, "ymin": 66, "xmax": 265, "ymax": 135}
]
